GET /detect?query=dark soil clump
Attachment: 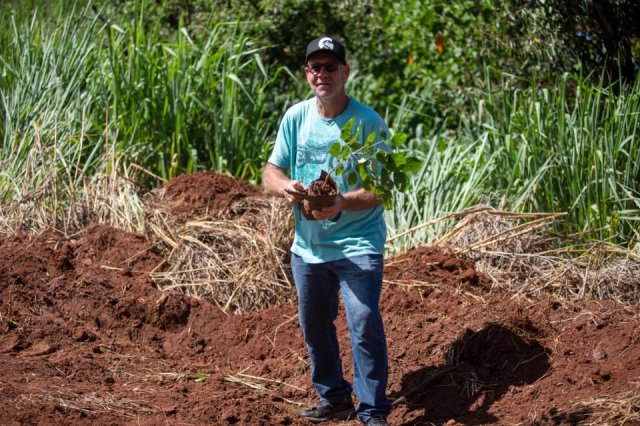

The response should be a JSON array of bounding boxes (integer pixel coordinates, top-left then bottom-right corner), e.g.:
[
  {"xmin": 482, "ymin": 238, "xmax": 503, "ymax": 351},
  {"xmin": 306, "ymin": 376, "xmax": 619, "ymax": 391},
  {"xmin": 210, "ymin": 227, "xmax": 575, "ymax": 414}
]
[
  {"xmin": 302, "ymin": 170, "xmax": 338, "ymax": 220},
  {"xmin": 307, "ymin": 170, "xmax": 338, "ymax": 196}
]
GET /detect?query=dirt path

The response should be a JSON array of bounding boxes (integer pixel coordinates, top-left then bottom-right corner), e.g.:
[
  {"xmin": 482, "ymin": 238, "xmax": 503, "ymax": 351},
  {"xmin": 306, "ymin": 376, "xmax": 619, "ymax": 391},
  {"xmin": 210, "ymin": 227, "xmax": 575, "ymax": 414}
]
[{"xmin": 0, "ymin": 173, "xmax": 638, "ymax": 425}]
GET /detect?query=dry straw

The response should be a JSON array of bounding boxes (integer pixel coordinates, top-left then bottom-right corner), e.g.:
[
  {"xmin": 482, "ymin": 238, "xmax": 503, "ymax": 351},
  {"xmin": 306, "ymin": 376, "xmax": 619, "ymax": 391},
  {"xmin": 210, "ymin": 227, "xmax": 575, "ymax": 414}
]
[
  {"xmin": 20, "ymin": 388, "xmax": 159, "ymax": 418},
  {"xmin": 0, "ymin": 147, "xmax": 146, "ymax": 236},
  {"xmin": 397, "ymin": 205, "xmax": 640, "ymax": 303},
  {"xmin": 145, "ymin": 194, "xmax": 295, "ymax": 313},
  {"xmin": 573, "ymin": 391, "xmax": 640, "ymax": 425}
]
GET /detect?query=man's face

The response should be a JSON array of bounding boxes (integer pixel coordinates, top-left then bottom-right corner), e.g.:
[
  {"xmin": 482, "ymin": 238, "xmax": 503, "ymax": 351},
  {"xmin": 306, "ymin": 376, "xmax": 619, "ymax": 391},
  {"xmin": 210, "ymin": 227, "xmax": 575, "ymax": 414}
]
[{"xmin": 304, "ymin": 53, "xmax": 349, "ymax": 100}]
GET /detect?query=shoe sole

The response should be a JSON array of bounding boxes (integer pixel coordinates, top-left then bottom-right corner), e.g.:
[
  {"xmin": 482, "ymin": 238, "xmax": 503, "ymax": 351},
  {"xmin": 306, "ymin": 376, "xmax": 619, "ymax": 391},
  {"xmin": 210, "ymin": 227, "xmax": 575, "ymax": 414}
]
[{"xmin": 302, "ymin": 408, "xmax": 356, "ymax": 423}]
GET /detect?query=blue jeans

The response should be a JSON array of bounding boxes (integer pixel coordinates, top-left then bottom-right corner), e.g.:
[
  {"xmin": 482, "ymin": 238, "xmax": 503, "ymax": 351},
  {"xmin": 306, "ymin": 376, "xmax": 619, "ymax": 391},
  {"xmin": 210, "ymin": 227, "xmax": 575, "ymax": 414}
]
[{"xmin": 291, "ymin": 253, "xmax": 391, "ymax": 421}]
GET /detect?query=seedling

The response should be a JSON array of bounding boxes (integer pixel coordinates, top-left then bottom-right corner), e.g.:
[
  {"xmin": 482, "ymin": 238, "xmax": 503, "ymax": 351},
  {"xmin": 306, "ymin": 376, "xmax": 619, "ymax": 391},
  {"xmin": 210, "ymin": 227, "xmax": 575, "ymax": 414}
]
[{"xmin": 327, "ymin": 117, "xmax": 423, "ymax": 209}]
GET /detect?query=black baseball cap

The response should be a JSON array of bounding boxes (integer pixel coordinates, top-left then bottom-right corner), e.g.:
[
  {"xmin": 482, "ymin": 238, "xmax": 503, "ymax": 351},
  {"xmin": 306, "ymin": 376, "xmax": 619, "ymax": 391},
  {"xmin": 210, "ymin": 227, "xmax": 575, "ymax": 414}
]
[{"xmin": 305, "ymin": 36, "xmax": 346, "ymax": 64}]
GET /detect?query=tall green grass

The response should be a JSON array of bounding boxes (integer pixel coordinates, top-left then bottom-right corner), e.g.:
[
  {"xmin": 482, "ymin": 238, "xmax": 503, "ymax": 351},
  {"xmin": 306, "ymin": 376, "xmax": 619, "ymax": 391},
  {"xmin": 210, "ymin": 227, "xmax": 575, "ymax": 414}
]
[
  {"xmin": 385, "ymin": 131, "xmax": 497, "ymax": 252},
  {"xmin": 388, "ymin": 71, "xmax": 640, "ymax": 250},
  {"xmin": 0, "ymin": 3, "xmax": 288, "ymax": 232},
  {"xmin": 99, "ymin": 11, "xmax": 286, "ymax": 181},
  {"xmin": 0, "ymin": 5, "xmax": 286, "ymax": 203},
  {"xmin": 0, "ymin": 7, "xmax": 103, "ymax": 203},
  {"xmin": 478, "ymin": 72, "xmax": 640, "ymax": 243}
]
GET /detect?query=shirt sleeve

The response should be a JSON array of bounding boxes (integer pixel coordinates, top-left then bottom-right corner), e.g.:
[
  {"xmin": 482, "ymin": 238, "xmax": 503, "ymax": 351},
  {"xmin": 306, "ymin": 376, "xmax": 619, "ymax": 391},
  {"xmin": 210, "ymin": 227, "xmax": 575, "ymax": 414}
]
[{"xmin": 268, "ymin": 111, "xmax": 294, "ymax": 170}]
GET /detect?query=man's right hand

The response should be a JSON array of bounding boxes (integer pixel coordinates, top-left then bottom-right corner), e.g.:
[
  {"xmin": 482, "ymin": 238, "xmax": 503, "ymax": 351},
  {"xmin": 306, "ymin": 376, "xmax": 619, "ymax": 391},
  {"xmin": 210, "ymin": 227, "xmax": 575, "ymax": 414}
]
[
  {"xmin": 284, "ymin": 181, "xmax": 305, "ymax": 205},
  {"xmin": 262, "ymin": 163, "xmax": 305, "ymax": 205}
]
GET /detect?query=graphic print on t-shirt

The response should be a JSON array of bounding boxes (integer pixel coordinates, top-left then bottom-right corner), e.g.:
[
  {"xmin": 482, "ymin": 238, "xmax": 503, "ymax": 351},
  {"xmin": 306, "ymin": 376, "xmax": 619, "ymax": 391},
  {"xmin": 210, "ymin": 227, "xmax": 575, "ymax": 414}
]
[{"xmin": 295, "ymin": 130, "xmax": 343, "ymax": 190}]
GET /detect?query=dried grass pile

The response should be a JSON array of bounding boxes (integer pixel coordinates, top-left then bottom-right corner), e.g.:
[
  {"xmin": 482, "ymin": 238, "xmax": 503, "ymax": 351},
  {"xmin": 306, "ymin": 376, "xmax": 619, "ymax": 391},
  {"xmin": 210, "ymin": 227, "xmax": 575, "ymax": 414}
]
[
  {"xmin": 398, "ymin": 205, "xmax": 640, "ymax": 303},
  {"xmin": 145, "ymin": 185, "xmax": 295, "ymax": 313},
  {"xmin": 0, "ymin": 154, "xmax": 146, "ymax": 236},
  {"xmin": 575, "ymin": 392, "xmax": 640, "ymax": 426}
]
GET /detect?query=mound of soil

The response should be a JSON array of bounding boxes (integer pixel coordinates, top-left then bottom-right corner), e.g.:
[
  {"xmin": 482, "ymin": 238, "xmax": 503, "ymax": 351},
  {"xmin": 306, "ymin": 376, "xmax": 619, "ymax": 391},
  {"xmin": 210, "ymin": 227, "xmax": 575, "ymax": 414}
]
[
  {"xmin": 1, "ymin": 174, "xmax": 638, "ymax": 425},
  {"xmin": 152, "ymin": 171, "xmax": 264, "ymax": 218}
]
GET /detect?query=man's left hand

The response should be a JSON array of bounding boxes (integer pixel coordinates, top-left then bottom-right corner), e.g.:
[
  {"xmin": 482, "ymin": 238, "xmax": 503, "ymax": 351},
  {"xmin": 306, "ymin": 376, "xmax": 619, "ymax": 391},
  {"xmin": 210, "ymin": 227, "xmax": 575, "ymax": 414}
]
[{"xmin": 312, "ymin": 194, "xmax": 345, "ymax": 220}]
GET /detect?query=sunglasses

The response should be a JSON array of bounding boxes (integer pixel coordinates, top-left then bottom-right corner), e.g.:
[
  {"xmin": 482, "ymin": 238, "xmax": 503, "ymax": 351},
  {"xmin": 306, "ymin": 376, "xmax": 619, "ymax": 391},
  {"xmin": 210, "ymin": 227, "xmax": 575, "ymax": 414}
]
[{"xmin": 306, "ymin": 63, "xmax": 340, "ymax": 75}]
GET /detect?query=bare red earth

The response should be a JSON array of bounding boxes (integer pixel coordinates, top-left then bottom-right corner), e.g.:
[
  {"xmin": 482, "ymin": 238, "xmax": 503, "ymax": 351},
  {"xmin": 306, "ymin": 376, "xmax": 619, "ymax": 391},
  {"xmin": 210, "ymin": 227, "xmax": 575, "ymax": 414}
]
[
  {"xmin": 1, "ymin": 172, "xmax": 638, "ymax": 426},
  {"xmin": 156, "ymin": 171, "xmax": 264, "ymax": 217}
]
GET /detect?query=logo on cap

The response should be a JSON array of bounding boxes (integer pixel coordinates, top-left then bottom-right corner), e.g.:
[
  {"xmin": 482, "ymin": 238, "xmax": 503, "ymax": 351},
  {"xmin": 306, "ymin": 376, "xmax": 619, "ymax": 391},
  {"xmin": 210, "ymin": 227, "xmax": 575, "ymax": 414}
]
[{"xmin": 318, "ymin": 37, "xmax": 334, "ymax": 51}]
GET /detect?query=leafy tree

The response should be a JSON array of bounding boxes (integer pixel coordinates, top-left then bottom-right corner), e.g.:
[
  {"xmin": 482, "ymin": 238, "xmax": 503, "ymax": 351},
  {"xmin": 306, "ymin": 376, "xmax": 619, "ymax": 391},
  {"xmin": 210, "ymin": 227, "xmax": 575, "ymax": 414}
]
[{"xmin": 538, "ymin": 0, "xmax": 640, "ymax": 85}]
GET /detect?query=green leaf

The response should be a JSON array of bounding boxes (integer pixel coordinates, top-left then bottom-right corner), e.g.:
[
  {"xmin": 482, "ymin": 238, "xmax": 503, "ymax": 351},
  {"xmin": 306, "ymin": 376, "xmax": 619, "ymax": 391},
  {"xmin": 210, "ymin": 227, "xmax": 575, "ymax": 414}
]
[
  {"xmin": 403, "ymin": 157, "xmax": 423, "ymax": 172},
  {"xmin": 381, "ymin": 168, "xmax": 390, "ymax": 183},
  {"xmin": 390, "ymin": 132, "xmax": 407, "ymax": 148},
  {"xmin": 394, "ymin": 172, "xmax": 410, "ymax": 192},
  {"xmin": 386, "ymin": 155, "xmax": 398, "ymax": 171},
  {"xmin": 340, "ymin": 145, "xmax": 351, "ymax": 161},
  {"xmin": 350, "ymin": 141, "xmax": 363, "ymax": 151},
  {"xmin": 362, "ymin": 174, "xmax": 374, "ymax": 190},
  {"xmin": 357, "ymin": 164, "xmax": 369, "ymax": 181},
  {"xmin": 391, "ymin": 152, "xmax": 407, "ymax": 167},
  {"xmin": 349, "ymin": 124, "xmax": 363, "ymax": 145},
  {"xmin": 347, "ymin": 171, "xmax": 358, "ymax": 185},
  {"xmin": 341, "ymin": 118, "xmax": 356, "ymax": 141},
  {"xmin": 365, "ymin": 131, "xmax": 376, "ymax": 148},
  {"xmin": 329, "ymin": 142, "xmax": 342, "ymax": 157},
  {"xmin": 383, "ymin": 196, "xmax": 393, "ymax": 210},
  {"xmin": 335, "ymin": 165, "xmax": 345, "ymax": 176},
  {"xmin": 375, "ymin": 151, "xmax": 387, "ymax": 163}
]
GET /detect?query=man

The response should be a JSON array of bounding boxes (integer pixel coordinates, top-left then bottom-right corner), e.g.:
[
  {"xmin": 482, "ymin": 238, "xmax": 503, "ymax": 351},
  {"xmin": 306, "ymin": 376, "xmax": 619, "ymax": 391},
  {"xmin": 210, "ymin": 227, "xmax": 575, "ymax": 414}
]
[{"xmin": 262, "ymin": 36, "xmax": 391, "ymax": 426}]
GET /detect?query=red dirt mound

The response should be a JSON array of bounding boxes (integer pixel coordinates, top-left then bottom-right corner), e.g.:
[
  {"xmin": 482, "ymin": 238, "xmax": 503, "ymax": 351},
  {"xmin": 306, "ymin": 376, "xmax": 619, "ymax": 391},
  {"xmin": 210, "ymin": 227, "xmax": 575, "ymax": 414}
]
[
  {"xmin": 1, "ymin": 173, "xmax": 638, "ymax": 426},
  {"xmin": 155, "ymin": 171, "xmax": 264, "ymax": 217},
  {"xmin": 385, "ymin": 245, "xmax": 484, "ymax": 287}
]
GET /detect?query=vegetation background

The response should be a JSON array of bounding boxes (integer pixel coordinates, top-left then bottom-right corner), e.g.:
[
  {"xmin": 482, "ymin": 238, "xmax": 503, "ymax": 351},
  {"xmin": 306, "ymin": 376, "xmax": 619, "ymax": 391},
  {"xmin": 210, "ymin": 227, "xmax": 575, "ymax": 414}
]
[{"xmin": 1, "ymin": 0, "xmax": 639, "ymax": 253}]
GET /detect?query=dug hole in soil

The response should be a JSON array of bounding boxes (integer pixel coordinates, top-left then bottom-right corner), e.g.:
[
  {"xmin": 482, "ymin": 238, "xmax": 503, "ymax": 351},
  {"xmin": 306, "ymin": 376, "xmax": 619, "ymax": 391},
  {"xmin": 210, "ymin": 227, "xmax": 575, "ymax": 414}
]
[{"xmin": 1, "ymin": 172, "xmax": 638, "ymax": 426}]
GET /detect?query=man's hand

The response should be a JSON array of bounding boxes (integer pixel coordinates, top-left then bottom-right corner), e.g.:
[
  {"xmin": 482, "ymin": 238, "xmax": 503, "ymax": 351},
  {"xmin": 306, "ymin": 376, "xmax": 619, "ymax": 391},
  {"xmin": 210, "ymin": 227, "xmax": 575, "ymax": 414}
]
[
  {"xmin": 263, "ymin": 163, "xmax": 304, "ymax": 206},
  {"xmin": 284, "ymin": 181, "xmax": 305, "ymax": 205},
  {"xmin": 312, "ymin": 194, "xmax": 345, "ymax": 220},
  {"xmin": 311, "ymin": 189, "xmax": 382, "ymax": 220}
]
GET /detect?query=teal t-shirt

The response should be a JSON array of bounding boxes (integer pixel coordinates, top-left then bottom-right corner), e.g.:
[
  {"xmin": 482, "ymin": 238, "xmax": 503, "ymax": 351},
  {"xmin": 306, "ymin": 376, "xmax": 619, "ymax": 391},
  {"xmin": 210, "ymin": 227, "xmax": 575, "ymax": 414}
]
[{"xmin": 268, "ymin": 97, "xmax": 389, "ymax": 263}]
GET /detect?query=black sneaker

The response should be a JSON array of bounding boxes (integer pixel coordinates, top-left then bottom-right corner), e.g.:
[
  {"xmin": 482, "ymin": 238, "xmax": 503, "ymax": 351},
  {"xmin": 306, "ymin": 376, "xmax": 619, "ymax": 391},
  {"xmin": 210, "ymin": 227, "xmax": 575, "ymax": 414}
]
[
  {"xmin": 363, "ymin": 417, "xmax": 389, "ymax": 426},
  {"xmin": 300, "ymin": 400, "xmax": 355, "ymax": 423}
]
